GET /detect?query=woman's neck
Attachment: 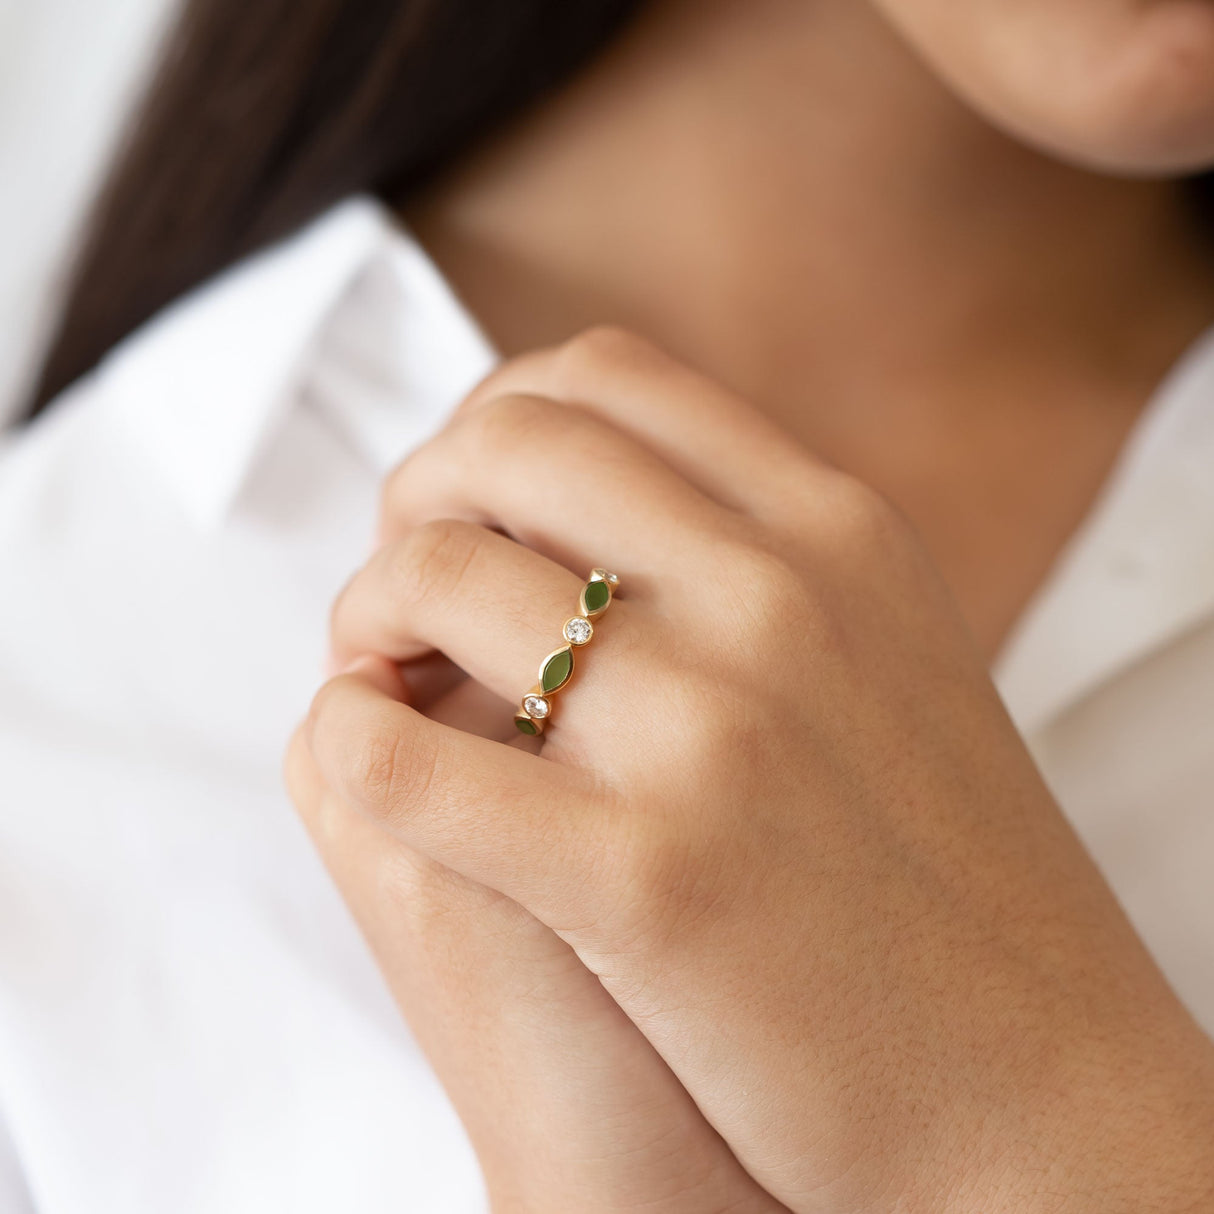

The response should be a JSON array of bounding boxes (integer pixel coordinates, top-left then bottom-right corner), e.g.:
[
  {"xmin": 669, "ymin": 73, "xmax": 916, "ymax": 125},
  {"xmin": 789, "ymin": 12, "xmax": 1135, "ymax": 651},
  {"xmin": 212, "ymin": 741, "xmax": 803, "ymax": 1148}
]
[{"xmin": 405, "ymin": 0, "xmax": 1214, "ymax": 654}]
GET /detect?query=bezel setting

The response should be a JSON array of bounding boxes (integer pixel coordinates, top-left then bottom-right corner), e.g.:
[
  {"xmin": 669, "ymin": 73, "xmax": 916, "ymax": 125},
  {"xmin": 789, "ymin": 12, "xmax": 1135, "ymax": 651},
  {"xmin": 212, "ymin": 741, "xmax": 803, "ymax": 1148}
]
[
  {"xmin": 515, "ymin": 568, "xmax": 619, "ymax": 735},
  {"xmin": 563, "ymin": 616, "xmax": 593, "ymax": 646}
]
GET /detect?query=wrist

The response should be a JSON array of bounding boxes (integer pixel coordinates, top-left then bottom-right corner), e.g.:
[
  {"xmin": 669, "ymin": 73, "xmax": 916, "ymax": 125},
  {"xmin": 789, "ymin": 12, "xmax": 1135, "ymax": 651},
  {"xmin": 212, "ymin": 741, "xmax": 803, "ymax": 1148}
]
[{"xmin": 946, "ymin": 1035, "xmax": 1214, "ymax": 1214}]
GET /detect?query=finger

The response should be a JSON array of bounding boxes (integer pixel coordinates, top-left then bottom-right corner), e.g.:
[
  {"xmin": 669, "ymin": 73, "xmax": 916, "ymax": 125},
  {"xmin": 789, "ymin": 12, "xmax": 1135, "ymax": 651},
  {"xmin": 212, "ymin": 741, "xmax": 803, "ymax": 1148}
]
[
  {"xmin": 331, "ymin": 519, "xmax": 635, "ymax": 715},
  {"xmin": 287, "ymin": 654, "xmax": 410, "ymax": 846},
  {"xmin": 285, "ymin": 721, "xmax": 328, "ymax": 840},
  {"xmin": 289, "ymin": 718, "xmax": 778, "ymax": 1214},
  {"xmin": 338, "ymin": 849, "xmax": 777, "ymax": 1214},
  {"xmin": 379, "ymin": 391, "xmax": 735, "ymax": 569},
  {"xmin": 426, "ymin": 675, "xmax": 527, "ymax": 746},
  {"xmin": 399, "ymin": 656, "xmax": 534, "ymax": 747},
  {"xmin": 457, "ymin": 326, "xmax": 829, "ymax": 520},
  {"xmin": 399, "ymin": 651, "xmax": 466, "ymax": 710},
  {"xmin": 304, "ymin": 658, "xmax": 603, "ymax": 910}
]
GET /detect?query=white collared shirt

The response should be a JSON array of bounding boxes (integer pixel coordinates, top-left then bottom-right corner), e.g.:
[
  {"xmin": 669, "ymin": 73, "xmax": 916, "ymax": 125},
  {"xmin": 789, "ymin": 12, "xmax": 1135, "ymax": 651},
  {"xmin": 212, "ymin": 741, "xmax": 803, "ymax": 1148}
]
[{"xmin": 0, "ymin": 198, "xmax": 1212, "ymax": 1212}]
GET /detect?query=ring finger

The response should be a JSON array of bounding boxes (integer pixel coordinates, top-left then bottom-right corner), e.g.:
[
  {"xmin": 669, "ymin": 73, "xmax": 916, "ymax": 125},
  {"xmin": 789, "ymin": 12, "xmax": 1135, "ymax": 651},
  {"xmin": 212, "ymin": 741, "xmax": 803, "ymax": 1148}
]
[{"xmin": 330, "ymin": 519, "xmax": 647, "ymax": 724}]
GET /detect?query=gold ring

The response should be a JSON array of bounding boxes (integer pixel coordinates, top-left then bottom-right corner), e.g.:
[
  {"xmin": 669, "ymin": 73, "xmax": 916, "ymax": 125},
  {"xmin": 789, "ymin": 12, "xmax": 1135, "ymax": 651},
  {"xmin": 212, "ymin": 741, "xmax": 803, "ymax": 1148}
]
[{"xmin": 514, "ymin": 568, "xmax": 620, "ymax": 735}]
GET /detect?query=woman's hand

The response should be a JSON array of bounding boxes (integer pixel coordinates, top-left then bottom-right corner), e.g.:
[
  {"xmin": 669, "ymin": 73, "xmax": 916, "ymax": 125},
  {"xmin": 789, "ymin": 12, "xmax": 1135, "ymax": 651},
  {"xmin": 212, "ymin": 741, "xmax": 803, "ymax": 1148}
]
[
  {"xmin": 287, "ymin": 655, "xmax": 786, "ymax": 1213},
  {"xmin": 293, "ymin": 328, "xmax": 1214, "ymax": 1212}
]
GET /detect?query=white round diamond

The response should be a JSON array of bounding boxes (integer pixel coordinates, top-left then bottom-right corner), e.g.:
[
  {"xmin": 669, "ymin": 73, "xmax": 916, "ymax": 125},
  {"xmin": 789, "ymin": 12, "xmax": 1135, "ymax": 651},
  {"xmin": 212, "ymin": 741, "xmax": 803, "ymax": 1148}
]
[
  {"xmin": 523, "ymin": 695, "xmax": 550, "ymax": 719},
  {"xmin": 592, "ymin": 567, "xmax": 619, "ymax": 586},
  {"xmin": 563, "ymin": 616, "xmax": 593, "ymax": 645}
]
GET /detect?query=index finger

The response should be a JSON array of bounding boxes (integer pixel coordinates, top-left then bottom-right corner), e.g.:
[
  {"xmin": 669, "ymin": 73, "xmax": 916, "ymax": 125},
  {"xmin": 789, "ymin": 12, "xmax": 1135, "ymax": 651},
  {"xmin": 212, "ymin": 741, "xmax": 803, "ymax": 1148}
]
[{"xmin": 304, "ymin": 657, "xmax": 613, "ymax": 921}]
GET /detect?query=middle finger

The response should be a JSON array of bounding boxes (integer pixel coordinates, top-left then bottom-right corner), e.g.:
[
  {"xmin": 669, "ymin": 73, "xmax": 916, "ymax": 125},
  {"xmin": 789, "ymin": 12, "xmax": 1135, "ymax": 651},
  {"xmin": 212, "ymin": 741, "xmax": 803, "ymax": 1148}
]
[{"xmin": 380, "ymin": 392, "xmax": 737, "ymax": 570}]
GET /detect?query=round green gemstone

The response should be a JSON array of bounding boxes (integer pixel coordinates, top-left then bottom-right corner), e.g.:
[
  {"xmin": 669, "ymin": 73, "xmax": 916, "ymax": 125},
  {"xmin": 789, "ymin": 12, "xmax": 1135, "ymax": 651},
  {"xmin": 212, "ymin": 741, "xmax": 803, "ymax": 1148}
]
[{"xmin": 515, "ymin": 717, "xmax": 540, "ymax": 736}]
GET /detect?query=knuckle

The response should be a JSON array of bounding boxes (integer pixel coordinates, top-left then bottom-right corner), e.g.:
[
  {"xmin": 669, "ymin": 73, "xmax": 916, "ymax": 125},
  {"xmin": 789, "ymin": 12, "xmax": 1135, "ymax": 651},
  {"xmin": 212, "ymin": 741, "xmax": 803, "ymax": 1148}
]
[
  {"xmin": 720, "ymin": 540, "xmax": 809, "ymax": 633},
  {"xmin": 309, "ymin": 680, "xmax": 436, "ymax": 821},
  {"xmin": 567, "ymin": 322, "xmax": 643, "ymax": 358},
  {"xmin": 338, "ymin": 710, "xmax": 398, "ymax": 801},
  {"xmin": 396, "ymin": 517, "xmax": 481, "ymax": 608},
  {"xmin": 347, "ymin": 721, "xmax": 432, "ymax": 821},
  {"xmin": 465, "ymin": 391, "xmax": 559, "ymax": 457},
  {"xmin": 704, "ymin": 538, "xmax": 849, "ymax": 674},
  {"xmin": 821, "ymin": 475, "xmax": 908, "ymax": 554},
  {"xmin": 558, "ymin": 324, "xmax": 650, "ymax": 376}
]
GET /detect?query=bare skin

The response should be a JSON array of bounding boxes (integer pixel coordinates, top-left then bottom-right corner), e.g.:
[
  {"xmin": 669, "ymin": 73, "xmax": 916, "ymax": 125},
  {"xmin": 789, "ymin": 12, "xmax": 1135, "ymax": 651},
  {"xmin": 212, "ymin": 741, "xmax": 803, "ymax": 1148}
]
[
  {"xmin": 406, "ymin": 0, "xmax": 1214, "ymax": 657},
  {"xmin": 286, "ymin": 0, "xmax": 1214, "ymax": 1208},
  {"xmin": 290, "ymin": 331, "xmax": 1214, "ymax": 1211}
]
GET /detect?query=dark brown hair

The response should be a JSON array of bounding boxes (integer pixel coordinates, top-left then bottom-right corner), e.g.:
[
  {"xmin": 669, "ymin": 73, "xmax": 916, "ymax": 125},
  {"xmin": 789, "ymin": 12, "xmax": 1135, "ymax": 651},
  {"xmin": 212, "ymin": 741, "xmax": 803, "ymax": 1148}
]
[
  {"xmin": 28, "ymin": 1, "xmax": 1214, "ymax": 417},
  {"xmin": 29, "ymin": 0, "xmax": 644, "ymax": 416}
]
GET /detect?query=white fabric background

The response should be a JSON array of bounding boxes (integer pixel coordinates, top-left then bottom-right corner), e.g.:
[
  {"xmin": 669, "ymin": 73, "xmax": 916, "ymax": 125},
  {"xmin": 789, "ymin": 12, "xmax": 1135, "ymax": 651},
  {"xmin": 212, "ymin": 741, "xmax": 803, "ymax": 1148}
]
[{"xmin": 0, "ymin": 0, "xmax": 179, "ymax": 426}]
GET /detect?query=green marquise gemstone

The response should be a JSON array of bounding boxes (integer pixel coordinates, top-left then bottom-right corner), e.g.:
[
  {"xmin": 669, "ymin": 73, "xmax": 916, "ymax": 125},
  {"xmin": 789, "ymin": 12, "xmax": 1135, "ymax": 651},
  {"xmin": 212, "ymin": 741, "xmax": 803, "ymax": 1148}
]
[
  {"xmin": 515, "ymin": 717, "xmax": 540, "ymax": 736},
  {"xmin": 581, "ymin": 579, "xmax": 611, "ymax": 615},
  {"xmin": 539, "ymin": 645, "xmax": 574, "ymax": 693}
]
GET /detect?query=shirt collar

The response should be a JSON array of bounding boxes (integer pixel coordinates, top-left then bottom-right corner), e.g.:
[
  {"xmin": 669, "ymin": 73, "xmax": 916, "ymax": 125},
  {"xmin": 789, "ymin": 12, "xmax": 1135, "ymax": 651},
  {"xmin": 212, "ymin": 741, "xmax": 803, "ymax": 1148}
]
[
  {"xmin": 78, "ymin": 196, "xmax": 1214, "ymax": 731},
  {"xmin": 300, "ymin": 222, "xmax": 499, "ymax": 480},
  {"xmin": 91, "ymin": 196, "xmax": 495, "ymax": 530},
  {"xmin": 994, "ymin": 323, "xmax": 1214, "ymax": 736}
]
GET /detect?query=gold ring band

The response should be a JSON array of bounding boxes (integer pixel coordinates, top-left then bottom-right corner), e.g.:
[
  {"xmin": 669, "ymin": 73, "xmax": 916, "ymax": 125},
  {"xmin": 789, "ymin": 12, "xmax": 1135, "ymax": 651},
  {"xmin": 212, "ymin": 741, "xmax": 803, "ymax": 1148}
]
[{"xmin": 514, "ymin": 568, "xmax": 620, "ymax": 736}]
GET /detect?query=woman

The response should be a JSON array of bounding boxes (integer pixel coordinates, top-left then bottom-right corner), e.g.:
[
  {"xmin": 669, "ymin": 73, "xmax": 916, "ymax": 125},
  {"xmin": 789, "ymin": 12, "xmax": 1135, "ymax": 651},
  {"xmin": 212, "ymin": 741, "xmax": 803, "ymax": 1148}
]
[{"xmin": 3, "ymin": 0, "xmax": 1214, "ymax": 1209}]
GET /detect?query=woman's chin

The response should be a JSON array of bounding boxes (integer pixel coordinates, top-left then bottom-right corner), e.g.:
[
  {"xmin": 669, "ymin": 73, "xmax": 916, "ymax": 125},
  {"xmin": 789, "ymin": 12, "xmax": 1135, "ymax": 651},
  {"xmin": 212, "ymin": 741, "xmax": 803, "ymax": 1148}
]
[
  {"xmin": 1043, "ymin": 2, "xmax": 1214, "ymax": 175},
  {"xmin": 994, "ymin": 1, "xmax": 1214, "ymax": 176},
  {"xmin": 882, "ymin": 0, "xmax": 1214, "ymax": 176}
]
